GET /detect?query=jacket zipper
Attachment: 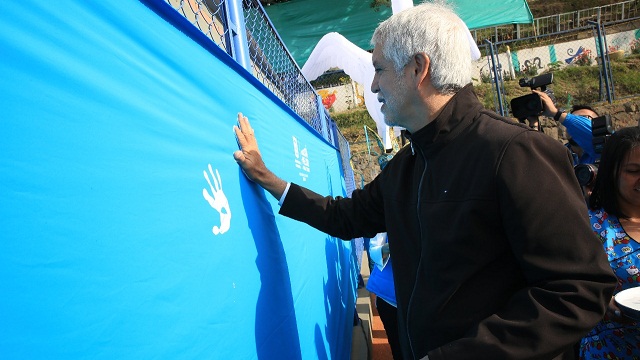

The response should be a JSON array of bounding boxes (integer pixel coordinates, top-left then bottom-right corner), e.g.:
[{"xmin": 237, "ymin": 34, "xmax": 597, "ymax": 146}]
[{"xmin": 407, "ymin": 145, "xmax": 427, "ymax": 359}]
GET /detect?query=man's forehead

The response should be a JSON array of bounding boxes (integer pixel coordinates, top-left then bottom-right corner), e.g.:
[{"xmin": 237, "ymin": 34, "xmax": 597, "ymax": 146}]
[{"xmin": 572, "ymin": 109, "xmax": 598, "ymax": 117}]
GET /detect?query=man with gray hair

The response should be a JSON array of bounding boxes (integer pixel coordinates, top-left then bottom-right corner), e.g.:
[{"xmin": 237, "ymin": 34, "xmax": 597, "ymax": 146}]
[{"xmin": 233, "ymin": 2, "xmax": 615, "ymax": 359}]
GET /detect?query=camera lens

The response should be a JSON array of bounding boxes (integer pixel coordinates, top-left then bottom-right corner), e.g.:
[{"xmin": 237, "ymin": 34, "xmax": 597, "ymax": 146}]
[{"xmin": 574, "ymin": 164, "xmax": 598, "ymax": 187}]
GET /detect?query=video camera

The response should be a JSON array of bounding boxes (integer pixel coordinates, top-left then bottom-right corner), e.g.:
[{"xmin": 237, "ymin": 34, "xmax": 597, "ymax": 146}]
[
  {"xmin": 574, "ymin": 114, "xmax": 615, "ymax": 187},
  {"xmin": 510, "ymin": 73, "xmax": 555, "ymax": 120}
]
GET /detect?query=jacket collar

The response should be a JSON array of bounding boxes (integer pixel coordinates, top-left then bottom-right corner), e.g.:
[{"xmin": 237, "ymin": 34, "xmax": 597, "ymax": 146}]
[{"xmin": 406, "ymin": 84, "xmax": 482, "ymax": 155}]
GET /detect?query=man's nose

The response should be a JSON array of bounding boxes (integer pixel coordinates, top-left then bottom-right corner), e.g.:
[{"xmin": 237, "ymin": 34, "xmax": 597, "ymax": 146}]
[{"xmin": 371, "ymin": 79, "xmax": 379, "ymax": 94}]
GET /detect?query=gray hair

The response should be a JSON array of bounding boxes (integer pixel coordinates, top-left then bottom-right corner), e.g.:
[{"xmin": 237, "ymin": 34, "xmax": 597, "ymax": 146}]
[{"xmin": 371, "ymin": 1, "xmax": 472, "ymax": 94}]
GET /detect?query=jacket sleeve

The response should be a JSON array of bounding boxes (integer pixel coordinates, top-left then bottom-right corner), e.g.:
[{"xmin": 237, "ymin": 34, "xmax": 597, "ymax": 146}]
[
  {"xmin": 278, "ymin": 178, "xmax": 386, "ymax": 241},
  {"xmin": 430, "ymin": 130, "xmax": 616, "ymax": 360}
]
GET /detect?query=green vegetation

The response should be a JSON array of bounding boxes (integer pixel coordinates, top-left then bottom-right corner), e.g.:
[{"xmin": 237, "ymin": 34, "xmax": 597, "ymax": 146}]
[
  {"xmin": 611, "ymin": 55, "xmax": 640, "ymax": 94},
  {"xmin": 474, "ymin": 54, "xmax": 640, "ymax": 112},
  {"xmin": 331, "ymin": 108, "xmax": 377, "ymax": 133},
  {"xmin": 310, "ymin": 71, "xmax": 353, "ymax": 89}
]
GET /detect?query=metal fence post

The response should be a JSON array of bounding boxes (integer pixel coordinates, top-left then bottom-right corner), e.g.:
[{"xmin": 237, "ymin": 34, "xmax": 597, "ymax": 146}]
[
  {"xmin": 316, "ymin": 94, "xmax": 329, "ymax": 140},
  {"xmin": 225, "ymin": 0, "xmax": 252, "ymax": 74},
  {"xmin": 331, "ymin": 118, "xmax": 340, "ymax": 149},
  {"xmin": 589, "ymin": 20, "xmax": 614, "ymax": 103},
  {"xmin": 485, "ymin": 40, "xmax": 507, "ymax": 116}
]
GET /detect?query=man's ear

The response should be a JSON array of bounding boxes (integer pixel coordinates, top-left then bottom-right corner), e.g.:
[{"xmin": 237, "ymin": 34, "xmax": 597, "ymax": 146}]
[{"xmin": 412, "ymin": 53, "xmax": 430, "ymax": 87}]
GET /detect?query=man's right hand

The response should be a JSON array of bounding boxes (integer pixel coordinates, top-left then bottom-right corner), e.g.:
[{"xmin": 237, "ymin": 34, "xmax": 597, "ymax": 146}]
[
  {"xmin": 233, "ymin": 113, "xmax": 288, "ymax": 200},
  {"xmin": 233, "ymin": 112, "xmax": 266, "ymax": 182},
  {"xmin": 532, "ymin": 90, "xmax": 563, "ymax": 121}
]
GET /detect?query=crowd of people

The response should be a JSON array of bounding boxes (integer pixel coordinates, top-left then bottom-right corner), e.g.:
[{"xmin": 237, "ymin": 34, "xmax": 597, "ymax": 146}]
[
  {"xmin": 231, "ymin": 2, "xmax": 638, "ymax": 359},
  {"xmin": 518, "ymin": 85, "xmax": 640, "ymax": 359}
]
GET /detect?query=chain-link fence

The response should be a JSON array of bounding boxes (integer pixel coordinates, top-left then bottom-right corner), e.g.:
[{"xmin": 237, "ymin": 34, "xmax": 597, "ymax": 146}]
[
  {"xmin": 162, "ymin": 0, "xmax": 355, "ymax": 195},
  {"xmin": 335, "ymin": 127, "xmax": 357, "ymax": 197},
  {"xmin": 242, "ymin": 0, "xmax": 330, "ymax": 142},
  {"xmin": 479, "ymin": 18, "xmax": 640, "ymax": 119},
  {"xmin": 473, "ymin": 0, "xmax": 640, "ymax": 45},
  {"xmin": 164, "ymin": 0, "xmax": 331, "ymax": 143},
  {"xmin": 165, "ymin": 0, "xmax": 231, "ymax": 53}
]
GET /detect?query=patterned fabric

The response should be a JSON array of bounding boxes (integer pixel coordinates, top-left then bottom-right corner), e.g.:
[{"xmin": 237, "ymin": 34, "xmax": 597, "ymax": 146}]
[{"xmin": 580, "ymin": 208, "xmax": 640, "ymax": 359}]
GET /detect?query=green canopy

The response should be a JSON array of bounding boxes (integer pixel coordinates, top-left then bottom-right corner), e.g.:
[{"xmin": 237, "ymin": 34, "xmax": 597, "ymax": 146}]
[{"xmin": 265, "ymin": 0, "xmax": 533, "ymax": 66}]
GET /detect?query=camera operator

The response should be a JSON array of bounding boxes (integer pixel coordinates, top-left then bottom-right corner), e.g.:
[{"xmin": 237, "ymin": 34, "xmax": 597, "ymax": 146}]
[
  {"xmin": 510, "ymin": 74, "xmax": 555, "ymax": 132},
  {"xmin": 533, "ymin": 90, "xmax": 599, "ymax": 165},
  {"xmin": 533, "ymin": 90, "xmax": 606, "ymax": 203}
]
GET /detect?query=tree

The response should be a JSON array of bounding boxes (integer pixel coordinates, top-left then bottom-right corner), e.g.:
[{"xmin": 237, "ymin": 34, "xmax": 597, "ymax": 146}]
[{"xmin": 370, "ymin": 0, "xmax": 391, "ymax": 10}]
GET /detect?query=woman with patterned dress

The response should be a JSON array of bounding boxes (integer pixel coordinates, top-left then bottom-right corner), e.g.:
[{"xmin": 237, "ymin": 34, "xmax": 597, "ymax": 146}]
[{"xmin": 580, "ymin": 126, "xmax": 640, "ymax": 359}]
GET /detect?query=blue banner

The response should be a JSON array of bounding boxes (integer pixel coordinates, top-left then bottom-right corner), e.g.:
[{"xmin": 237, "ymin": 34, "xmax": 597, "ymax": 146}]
[{"xmin": 0, "ymin": 1, "xmax": 357, "ymax": 359}]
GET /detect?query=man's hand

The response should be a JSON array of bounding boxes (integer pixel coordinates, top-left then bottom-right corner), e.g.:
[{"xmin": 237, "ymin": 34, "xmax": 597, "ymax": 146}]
[
  {"xmin": 606, "ymin": 297, "xmax": 636, "ymax": 324},
  {"xmin": 532, "ymin": 89, "xmax": 562, "ymax": 120},
  {"xmin": 233, "ymin": 113, "xmax": 287, "ymax": 200},
  {"xmin": 233, "ymin": 113, "xmax": 266, "ymax": 182}
]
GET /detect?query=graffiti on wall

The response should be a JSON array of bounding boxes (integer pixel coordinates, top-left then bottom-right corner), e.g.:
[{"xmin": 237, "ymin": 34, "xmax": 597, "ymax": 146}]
[
  {"xmin": 318, "ymin": 89, "xmax": 337, "ymax": 109},
  {"xmin": 472, "ymin": 27, "xmax": 640, "ymax": 83},
  {"xmin": 564, "ymin": 46, "xmax": 586, "ymax": 64},
  {"xmin": 522, "ymin": 57, "xmax": 543, "ymax": 72}
]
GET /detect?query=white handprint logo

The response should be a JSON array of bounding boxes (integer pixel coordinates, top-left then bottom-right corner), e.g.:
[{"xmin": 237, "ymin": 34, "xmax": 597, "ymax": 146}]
[{"xmin": 202, "ymin": 164, "xmax": 231, "ymax": 235}]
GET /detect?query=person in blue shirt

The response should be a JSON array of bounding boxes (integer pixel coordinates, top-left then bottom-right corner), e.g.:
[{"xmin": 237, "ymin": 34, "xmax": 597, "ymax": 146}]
[
  {"xmin": 564, "ymin": 104, "xmax": 600, "ymax": 165},
  {"xmin": 366, "ymin": 232, "xmax": 402, "ymax": 360},
  {"xmin": 534, "ymin": 90, "xmax": 599, "ymax": 165}
]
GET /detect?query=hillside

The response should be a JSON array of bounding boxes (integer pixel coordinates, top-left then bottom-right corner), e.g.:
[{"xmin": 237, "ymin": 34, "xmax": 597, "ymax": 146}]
[{"xmin": 527, "ymin": 0, "xmax": 621, "ymax": 17}]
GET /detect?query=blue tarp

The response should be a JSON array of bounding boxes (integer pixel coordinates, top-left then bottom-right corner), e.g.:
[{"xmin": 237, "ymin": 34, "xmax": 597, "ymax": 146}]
[{"xmin": 0, "ymin": 1, "xmax": 357, "ymax": 358}]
